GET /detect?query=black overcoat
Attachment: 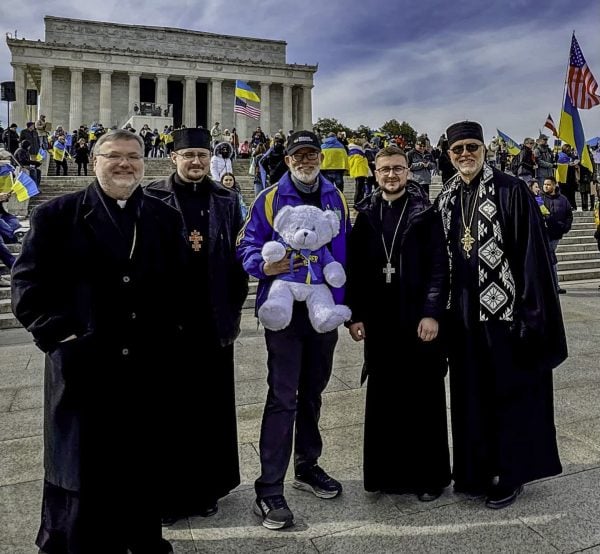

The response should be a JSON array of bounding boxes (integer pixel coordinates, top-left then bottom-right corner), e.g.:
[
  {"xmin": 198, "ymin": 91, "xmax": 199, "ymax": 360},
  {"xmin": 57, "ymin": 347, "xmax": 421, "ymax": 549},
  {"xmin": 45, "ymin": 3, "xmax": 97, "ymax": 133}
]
[{"xmin": 11, "ymin": 182, "xmax": 188, "ymax": 492}]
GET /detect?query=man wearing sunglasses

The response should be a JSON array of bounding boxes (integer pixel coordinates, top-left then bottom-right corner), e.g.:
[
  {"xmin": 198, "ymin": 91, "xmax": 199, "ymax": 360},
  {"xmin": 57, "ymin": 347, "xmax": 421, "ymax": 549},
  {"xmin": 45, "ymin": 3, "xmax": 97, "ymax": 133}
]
[
  {"xmin": 237, "ymin": 130, "xmax": 351, "ymax": 531},
  {"xmin": 146, "ymin": 127, "xmax": 249, "ymax": 526},
  {"xmin": 435, "ymin": 120, "xmax": 567, "ymax": 510}
]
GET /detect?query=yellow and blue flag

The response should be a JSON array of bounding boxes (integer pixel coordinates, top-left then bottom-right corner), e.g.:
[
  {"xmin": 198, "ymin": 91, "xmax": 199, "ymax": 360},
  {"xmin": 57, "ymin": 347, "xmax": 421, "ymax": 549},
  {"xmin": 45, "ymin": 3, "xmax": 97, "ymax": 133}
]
[
  {"xmin": 35, "ymin": 148, "xmax": 47, "ymax": 163},
  {"xmin": 558, "ymin": 90, "xmax": 594, "ymax": 172},
  {"xmin": 0, "ymin": 164, "xmax": 15, "ymax": 194},
  {"xmin": 52, "ymin": 140, "xmax": 67, "ymax": 161},
  {"xmin": 12, "ymin": 170, "xmax": 39, "ymax": 202},
  {"xmin": 235, "ymin": 80, "xmax": 260, "ymax": 103},
  {"xmin": 496, "ymin": 129, "xmax": 521, "ymax": 156}
]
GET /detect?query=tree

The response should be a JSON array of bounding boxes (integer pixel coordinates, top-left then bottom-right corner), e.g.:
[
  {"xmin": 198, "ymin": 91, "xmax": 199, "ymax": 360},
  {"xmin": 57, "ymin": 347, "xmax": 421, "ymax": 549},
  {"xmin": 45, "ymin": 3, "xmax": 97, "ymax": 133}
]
[
  {"xmin": 379, "ymin": 119, "xmax": 417, "ymax": 145},
  {"xmin": 355, "ymin": 125, "xmax": 372, "ymax": 139},
  {"xmin": 314, "ymin": 117, "xmax": 352, "ymax": 138}
]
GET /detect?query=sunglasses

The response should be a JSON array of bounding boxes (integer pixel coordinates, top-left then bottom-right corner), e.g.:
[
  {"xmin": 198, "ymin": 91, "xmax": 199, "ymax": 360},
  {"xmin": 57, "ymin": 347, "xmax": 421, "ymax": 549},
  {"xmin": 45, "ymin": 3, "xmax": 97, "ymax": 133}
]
[{"xmin": 450, "ymin": 143, "xmax": 481, "ymax": 155}]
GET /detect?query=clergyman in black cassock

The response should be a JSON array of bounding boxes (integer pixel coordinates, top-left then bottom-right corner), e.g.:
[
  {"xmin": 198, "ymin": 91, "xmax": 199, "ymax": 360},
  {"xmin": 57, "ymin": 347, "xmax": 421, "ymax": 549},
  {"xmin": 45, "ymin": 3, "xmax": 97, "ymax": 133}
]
[
  {"xmin": 145, "ymin": 127, "xmax": 248, "ymax": 524},
  {"xmin": 345, "ymin": 145, "xmax": 451, "ymax": 500},
  {"xmin": 435, "ymin": 120, "xmax": 567, "ymax": 509}
]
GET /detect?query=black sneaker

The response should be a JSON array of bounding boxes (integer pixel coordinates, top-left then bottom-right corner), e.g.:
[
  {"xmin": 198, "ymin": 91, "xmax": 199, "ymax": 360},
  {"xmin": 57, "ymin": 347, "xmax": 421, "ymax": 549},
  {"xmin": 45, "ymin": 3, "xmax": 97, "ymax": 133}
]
[
  {"xmin": 293, "ymin": 465, "xmax": 342, "ymax": 499},
  {"xmin": 253, "ymin": 495, "xmax": 294, "ymax": 530}
]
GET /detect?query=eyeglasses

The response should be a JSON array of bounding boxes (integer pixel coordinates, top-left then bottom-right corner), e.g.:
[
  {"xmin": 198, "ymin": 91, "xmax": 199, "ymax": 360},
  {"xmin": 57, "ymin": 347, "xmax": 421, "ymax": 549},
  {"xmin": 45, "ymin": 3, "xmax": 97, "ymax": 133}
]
[
  {"xmin": 175, "ymin": 152, "xmax": 210, "ymax": 161},
  {"xmin": 289, "ymin": 151, "xmax": 320, "ymax": 162},
  {"xmin": 95, "ymin": 153, "xmax": 144, "ymax": 163},
  {"xmin": 375, "ymin": 165, "xmax": 409, "ymax": 175},
  {"xmin": 450, "ymin": 143, "xmax": 482, "ymax": 155}
]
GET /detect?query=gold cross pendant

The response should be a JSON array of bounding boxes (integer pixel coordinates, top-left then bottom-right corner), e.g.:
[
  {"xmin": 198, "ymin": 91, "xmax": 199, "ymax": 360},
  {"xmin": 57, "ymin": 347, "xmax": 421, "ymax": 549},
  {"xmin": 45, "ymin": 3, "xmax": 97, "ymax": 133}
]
[
  {"xmin": 189, "ymin": 230, "xmax": 203, "ymax": 252},
  {"xmin": 461, "ymin": 228, "xmax": 475, "ymax": 258}
]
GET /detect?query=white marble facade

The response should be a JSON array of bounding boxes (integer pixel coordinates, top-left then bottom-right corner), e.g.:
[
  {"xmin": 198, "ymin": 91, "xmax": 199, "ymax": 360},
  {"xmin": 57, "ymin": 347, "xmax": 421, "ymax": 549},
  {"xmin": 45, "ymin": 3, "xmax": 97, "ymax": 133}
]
[{"xmin": 6, "ymin": 16, "xmax": 316, "ymax": 140}]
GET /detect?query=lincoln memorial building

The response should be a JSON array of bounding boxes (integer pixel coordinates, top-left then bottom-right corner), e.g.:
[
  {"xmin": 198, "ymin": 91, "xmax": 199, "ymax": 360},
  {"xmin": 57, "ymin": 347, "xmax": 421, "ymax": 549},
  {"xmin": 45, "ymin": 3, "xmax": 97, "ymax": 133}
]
[{"xmin": 6, "ymin": 16, "xmax": 317, "ymax": 139}]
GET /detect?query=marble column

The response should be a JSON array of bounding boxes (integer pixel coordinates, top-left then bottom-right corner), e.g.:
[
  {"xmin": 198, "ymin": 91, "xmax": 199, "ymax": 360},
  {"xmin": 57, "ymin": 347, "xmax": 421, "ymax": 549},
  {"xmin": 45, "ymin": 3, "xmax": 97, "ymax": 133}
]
[
  {"xmin": 128, "ymin": 71, "xmax": 141, "ymax": 115},
  {"xmin": 11, "ymin": 63, "xmax": 27, "ymax": 128},
  {"xmin": 292, "ymin": 88, "xmax": 299, "ymax": 132},
  {"xmin": 260, "ymin": 81, "xmax": 271, "ymax": 136},
  {"xmin": 156, "ymin": 73, "xmax": 169, "ymax": 114},
  {"xmin": 184, "ymin": 76, "xmax": 197, "ymax": 128},
  {"xmin": 282, "ymin": 84, "xmax": 293, "ymax": 137},
  {"xmin": 68, "ymin": 67, "xmax": 83, "ymax": 132},
  {"xmin": 302, "ymin": 85, "xmax": 313, "ymax": 131},
  {"xmin": 99, "ymin": 70, "xmax": 113, "ymax": 126},
  {"xmin": 210, "ymin": 78, "xmax": 223, "ymax": 129},
  {"xmin": 39, "ymin": 65, "xmax": 54, "ymax": 123}
]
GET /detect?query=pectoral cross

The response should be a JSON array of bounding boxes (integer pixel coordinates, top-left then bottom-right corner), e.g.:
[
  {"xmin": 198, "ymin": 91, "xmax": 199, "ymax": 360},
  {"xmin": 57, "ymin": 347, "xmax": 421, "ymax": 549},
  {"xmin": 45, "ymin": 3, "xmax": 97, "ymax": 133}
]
[
  {"xmin": 382, "ymin": 262, "xmax": 396, "ymax": 284},
  {"xmin": 461, "ymin": 228, "xmax": 475, "ymax": 258},
  {"xmin": 189, "ymin": 230, "xmax": 203, "ymax": 252}
]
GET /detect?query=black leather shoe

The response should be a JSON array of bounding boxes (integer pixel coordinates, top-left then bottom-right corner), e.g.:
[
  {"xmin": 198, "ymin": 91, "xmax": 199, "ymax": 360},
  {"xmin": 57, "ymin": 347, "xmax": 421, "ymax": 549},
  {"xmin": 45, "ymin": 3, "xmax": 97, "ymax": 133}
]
[
  {"xmin": 417, "ymin": 489, "xmax": 443, "ymax": 502},
  {"xmin": 161, "ymin": 514, "xmax": 179, "ymax": 527},
  {"xmin": 485, "ymin": 484, "xmax": 523, "ymax": 509},
  {"xmin": 161, "ymin": 538, "xmax": 174, "ymax": 553},
  {"xmin": 557, "ymin": 288, "xmax": 567, "ymax": 294},
  {"xmin": 198, "ymin": 500, "xmax": 218, "ymax": 517}
]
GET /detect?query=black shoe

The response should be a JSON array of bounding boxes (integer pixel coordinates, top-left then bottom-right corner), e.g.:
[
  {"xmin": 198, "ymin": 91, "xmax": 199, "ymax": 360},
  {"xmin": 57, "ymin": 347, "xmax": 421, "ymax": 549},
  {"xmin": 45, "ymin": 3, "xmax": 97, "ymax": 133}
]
[
  {"xmin": 293, "ymin": 465, "xmax": 342, "ymax": 499},
  {"xmin": 160, "ymin": 538, "xmax": 174, "ymax": 554},
  {"xmin": 197, "ymin": 500, "xmax": 218, "ymax": 517},
  {"xmin": 417, "ymin": 489, "xmax": 443, "ymax": 502},
  {"xmin": 253, "ymin": 495, "xmax": 294, "ymax": 530},
  {"xmin": 485, "ymin": 484, "xmax": 523, "ymax": 509},
  {"xmin": 161, "ymin": 514, "xmax": 179, "ymax": 527},
  {"xmin": 557, "ymin": 288, "xmax": 567, "ymax": 294}
]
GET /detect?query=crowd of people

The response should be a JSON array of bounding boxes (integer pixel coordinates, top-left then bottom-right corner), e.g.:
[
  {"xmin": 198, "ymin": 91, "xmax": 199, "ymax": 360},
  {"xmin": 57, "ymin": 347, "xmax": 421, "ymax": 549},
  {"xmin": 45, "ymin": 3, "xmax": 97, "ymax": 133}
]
[{"xmin": 2, "ymin": 113, "xmax": 600, "ymax": 552}]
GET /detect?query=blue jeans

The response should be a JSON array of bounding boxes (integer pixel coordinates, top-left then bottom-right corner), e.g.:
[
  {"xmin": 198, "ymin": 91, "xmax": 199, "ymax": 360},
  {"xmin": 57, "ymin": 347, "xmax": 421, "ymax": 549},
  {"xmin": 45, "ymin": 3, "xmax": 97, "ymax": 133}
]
[{"xmin": 321, "ymin": 170, "xmax": 345, "ymax": 192}]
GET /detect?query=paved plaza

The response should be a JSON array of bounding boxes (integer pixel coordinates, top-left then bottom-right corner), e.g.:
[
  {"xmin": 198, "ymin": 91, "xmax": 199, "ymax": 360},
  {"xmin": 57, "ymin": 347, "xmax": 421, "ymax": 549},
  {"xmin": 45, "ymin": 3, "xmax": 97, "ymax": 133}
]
[{"xmin": 1, "ymin": 282, "xmax": 600, "ymax": 553}]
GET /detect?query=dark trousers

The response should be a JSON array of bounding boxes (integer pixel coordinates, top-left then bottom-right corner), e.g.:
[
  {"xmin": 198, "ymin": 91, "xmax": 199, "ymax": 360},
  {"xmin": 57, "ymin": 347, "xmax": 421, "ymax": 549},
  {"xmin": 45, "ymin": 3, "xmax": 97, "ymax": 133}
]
[
  {"xmin": 255, "ymin": 302, "xmax": 338, "ymax": 498},
  {"xmin": 55, "ymin": 159, "xmax": 68, "ymax": 176},
  {"xmin": 76, "ymin": 162, "xmax": 87, "ymax": 176},
  {"xmin": 321, "ymin": 170, "xmax": 345, "ymax": 192}
]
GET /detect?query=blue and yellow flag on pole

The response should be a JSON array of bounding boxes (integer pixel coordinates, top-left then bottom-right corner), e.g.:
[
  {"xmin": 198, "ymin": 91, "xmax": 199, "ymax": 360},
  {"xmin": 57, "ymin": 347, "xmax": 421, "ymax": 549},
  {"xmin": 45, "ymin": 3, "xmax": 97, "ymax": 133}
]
[
  {"xmin": 35, "ymin": 148, "xmax": 47, "ymax": 163},
  {"xmin": 0, "ymin": 164, "xmax": 15, "ymax": 194},
  {"xmin": 558, "ymin": 90, "xmax": 594, "ymax": 172},
  {"xmin": 496, "ymin": 129, "xmax": 521, "ymax": 156},
  {"xmin": 12, "ymin": 170, "xmax": 39, "ymax": 202},
  {"xmin": 235, "ymin": 80, "xmax": 260, "ymax": 103}
]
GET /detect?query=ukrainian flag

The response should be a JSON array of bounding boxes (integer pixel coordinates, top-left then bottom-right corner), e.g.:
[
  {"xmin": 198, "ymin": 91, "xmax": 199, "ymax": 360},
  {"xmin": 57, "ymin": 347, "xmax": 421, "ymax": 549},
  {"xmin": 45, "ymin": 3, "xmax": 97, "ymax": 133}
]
[
  {"xmin": 52, "ymin": 140, "xmax": 67, "ymax": 161},
  {"xmin": 12, "ymin": 170, "xmax": 39, "ymax": 202},
  {"xmin": 496, "ymin": 129, "xmax": 521, "ymax": 156},
  {"xmin": 35, "ymin": 148, "xmax": 47, "ymax": 163},
  {"xmin": 0, "ymin": 164, "xmax": 14, "ymax": 194},
  {"xmin": 558, "ymin": 91, "xmax": 594, "ymax": 173},
  {"xmin": 235, "ymin": 80, "xmax": 260, "ymax": 103}
]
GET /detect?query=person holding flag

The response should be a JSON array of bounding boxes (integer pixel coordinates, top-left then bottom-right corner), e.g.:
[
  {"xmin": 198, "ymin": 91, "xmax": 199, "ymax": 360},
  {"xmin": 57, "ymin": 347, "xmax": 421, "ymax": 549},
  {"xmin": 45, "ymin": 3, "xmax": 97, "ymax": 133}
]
[
  {"xmin": 13, "ymin": 139, "xmax": 42, "ymax": 186},
  {"xmin": 52, "ymin": 134, "xmax": 70, "ymax": 176}
]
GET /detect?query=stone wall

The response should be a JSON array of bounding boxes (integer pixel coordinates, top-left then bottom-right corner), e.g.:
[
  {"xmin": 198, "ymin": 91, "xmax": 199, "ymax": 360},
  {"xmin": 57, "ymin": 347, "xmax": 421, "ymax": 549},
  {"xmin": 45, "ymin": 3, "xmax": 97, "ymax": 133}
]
[{"xmin": 44, "ymin": 16, "xmax": 287, "ymax": 65}]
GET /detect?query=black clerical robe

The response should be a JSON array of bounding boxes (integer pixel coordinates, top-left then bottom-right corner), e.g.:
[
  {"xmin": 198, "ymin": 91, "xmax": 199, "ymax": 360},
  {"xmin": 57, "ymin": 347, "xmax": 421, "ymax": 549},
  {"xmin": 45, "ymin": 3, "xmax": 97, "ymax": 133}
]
[
  {"xmin": 145, "ymin": 173, "xmax": 248, "ymax": 517},
  {"xmin": 439, "ymin": 167, "xmax": 566, "ymax": 490},
  {"xmin": 345, "ymin": 184, "xmax": 451, "ymax": 493}
]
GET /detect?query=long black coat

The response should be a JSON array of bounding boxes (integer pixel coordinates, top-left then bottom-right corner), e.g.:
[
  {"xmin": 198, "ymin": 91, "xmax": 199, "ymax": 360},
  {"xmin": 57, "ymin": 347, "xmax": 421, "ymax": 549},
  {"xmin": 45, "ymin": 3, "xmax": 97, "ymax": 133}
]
[
  {"xmin": 11, "ymin": 182, "xmax": 188, "ymax": 495},
  {"xmin": 145, "ymin": 174, "xmax": 248, "ymax": 514},
  {"xmin": 345, "ymin": 185, "xmax": 451, "ymax": 493}
]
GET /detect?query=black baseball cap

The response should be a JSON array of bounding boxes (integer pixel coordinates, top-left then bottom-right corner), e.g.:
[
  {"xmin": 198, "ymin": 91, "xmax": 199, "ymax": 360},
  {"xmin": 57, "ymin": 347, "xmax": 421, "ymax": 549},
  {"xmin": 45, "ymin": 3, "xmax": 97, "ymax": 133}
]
[{"xmin": 286, "ymin": 130, "xmax": 321, "ymax": 156}]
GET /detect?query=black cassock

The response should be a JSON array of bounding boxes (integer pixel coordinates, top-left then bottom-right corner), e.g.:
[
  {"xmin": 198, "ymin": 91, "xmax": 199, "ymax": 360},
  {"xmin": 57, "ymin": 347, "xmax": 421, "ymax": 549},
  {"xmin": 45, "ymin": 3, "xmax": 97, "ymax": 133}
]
[
  {"xmin": 346, "ymin": 186, "xmax": 451, "ymax": 493},
  {"xmin": 446, "ymin": 171, "xmax": 565, "ymax": 491}
]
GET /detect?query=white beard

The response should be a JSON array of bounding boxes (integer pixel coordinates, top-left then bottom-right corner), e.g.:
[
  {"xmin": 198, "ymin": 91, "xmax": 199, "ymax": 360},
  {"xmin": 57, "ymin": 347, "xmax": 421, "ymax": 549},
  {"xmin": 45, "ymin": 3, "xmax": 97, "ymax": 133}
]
[{"xmin": 290, "ymin": 166, "xmax": 320, "ymax": 184}]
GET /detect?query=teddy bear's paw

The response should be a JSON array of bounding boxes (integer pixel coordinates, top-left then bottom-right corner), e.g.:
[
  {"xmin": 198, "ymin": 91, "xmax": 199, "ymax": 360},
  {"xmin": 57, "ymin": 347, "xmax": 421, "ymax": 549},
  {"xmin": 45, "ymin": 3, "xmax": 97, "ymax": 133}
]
[
  {"xmin": 312, "ymin": 305, "xmax": 352, "ymax": 333},
  {"xmin": 258, "ymin": 303, "xmax": 293, "ymax": 331}
]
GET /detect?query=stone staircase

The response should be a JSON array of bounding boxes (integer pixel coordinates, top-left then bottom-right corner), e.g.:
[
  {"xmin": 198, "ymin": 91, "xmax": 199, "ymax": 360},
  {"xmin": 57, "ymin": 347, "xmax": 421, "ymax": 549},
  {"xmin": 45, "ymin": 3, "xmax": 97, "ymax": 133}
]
[{"xmin": 2, "ymin": 165, "xmax": 599, "ymax": 329}]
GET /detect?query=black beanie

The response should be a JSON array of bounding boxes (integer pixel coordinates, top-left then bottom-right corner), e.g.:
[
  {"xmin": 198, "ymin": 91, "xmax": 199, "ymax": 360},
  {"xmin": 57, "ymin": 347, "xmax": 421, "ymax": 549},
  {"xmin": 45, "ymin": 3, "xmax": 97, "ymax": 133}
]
[{"xmin": 446, "ymin": 121, "xmax": 484, "ymax": 146}]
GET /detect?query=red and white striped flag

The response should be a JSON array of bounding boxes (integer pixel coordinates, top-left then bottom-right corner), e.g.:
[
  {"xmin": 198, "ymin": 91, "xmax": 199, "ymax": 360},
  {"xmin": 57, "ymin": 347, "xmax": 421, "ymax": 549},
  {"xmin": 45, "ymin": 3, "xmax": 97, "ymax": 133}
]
[
  {"xmin": 543, "ymin": 113, "xmax": 558, "ymax": 137},
  {"xmin": 234, "ymin": 97, "xmax": 261, "ymax": 120},
  {"xmin": 568, "ymin": 34, "xmax": 600, "ymax": 109}
]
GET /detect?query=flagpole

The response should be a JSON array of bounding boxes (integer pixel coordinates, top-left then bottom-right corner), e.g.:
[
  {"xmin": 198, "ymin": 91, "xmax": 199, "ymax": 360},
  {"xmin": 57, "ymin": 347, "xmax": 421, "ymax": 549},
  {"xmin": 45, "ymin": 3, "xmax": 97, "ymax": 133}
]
[{"xmin": 558, "ymin": 31, "xmax": 575, "ymax": 140}]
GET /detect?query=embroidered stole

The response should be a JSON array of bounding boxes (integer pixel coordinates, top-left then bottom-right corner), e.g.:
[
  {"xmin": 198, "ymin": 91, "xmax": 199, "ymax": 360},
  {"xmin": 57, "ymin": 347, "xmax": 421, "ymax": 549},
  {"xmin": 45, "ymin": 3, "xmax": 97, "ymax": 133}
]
[{"xmin": 436, "ymin": 164, "xmax": 516, "ymax": 321}]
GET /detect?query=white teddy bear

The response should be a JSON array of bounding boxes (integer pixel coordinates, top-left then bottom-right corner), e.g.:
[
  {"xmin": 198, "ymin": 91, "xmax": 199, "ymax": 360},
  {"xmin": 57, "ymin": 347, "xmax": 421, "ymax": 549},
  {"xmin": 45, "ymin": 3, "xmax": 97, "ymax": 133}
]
[{"xmin": 259, "ymin": 204, "xmax": 352, "ymax": 333}]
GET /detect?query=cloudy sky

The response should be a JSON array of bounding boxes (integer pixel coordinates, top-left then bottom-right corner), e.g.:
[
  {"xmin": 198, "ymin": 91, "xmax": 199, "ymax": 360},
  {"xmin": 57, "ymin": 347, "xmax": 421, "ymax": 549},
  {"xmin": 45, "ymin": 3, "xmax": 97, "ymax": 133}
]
[{"xmin": 1, "ymin": 0, "xmax": 599, "ymax": 143}]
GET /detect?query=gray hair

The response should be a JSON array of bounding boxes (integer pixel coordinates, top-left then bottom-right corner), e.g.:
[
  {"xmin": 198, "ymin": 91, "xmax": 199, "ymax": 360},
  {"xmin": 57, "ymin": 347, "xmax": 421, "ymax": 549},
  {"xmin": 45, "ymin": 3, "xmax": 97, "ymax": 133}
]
[{"xmin": 95, "ymin": 129, "xmax": 144, "ymax": 152}]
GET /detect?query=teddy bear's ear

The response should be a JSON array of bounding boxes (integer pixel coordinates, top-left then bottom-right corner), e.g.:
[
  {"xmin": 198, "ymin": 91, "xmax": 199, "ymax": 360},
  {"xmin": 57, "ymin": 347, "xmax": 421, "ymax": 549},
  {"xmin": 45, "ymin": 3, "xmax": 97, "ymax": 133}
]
[
  {"xmin": 273, "ymin": 205, "xmax": 293, "ymax": 233},
  {"xmin": 324, "ymin": 210, "xmax": 341, "ymax": 237}
]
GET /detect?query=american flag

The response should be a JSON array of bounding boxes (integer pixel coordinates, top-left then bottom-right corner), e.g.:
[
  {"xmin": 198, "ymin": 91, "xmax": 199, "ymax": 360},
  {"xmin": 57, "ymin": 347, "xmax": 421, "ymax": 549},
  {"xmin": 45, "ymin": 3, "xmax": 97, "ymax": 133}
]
[
  {"xmin": 234, "ymin": 97, "xmax": 261, "ymax": 120},
  {"xmin": 568, "ymin": 34, "xmax": 600, "ymax": 109},
  {"xmin": 543, "ymin": 113, "xmax": 558, "ymax": 137}
]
